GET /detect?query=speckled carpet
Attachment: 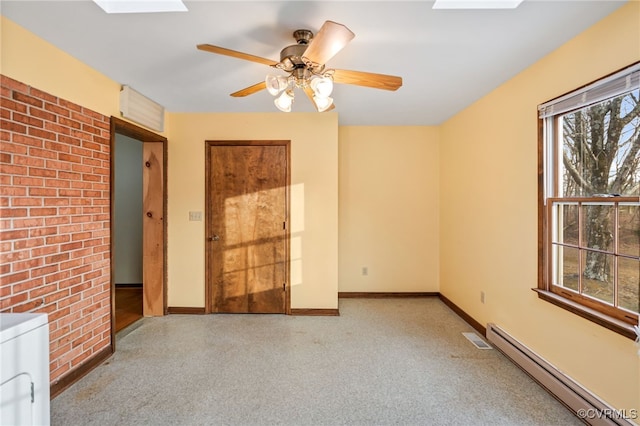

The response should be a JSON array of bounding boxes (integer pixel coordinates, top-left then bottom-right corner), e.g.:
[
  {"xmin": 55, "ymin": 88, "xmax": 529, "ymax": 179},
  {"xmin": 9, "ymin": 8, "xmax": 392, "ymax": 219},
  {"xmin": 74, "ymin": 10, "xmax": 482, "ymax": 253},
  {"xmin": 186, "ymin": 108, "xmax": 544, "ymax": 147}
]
[{"xmin": 51, "ymin": 298, "xmax": 581, "ymax": 426}]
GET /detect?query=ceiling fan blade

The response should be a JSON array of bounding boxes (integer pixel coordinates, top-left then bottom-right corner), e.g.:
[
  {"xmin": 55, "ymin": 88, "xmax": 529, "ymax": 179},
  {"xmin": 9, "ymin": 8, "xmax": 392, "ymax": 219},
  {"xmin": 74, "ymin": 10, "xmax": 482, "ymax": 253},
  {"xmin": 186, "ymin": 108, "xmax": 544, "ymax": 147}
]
[
  {"xmin": 332, "ymin": 69, "xmax": 403, "ymax": 91},
  {"xmin": 230, "ymin": 82, "xmax": 267, "ymax": 97},
  {"xmin": 197, "ymin": 44, "xmax": 278, "ymax": 67},
  {"xmin": 303, "ymin": 87, "xmax": 335, "ymax": 112},
  {"xmin": 303, "ymin": 21, "xmax": 355, "ymax": 65}
]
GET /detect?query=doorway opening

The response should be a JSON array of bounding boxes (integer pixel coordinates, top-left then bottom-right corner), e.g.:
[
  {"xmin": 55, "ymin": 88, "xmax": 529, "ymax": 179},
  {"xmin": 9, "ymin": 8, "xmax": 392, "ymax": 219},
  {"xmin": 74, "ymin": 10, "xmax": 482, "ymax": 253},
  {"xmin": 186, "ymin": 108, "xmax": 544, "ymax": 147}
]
[
  {"xmin": 110, "ymin": 117, "xmax": 167, "ymax": 343},
  {"xmin": 114, "ymin": 133, "xmax": 143, "ymax": 332}
]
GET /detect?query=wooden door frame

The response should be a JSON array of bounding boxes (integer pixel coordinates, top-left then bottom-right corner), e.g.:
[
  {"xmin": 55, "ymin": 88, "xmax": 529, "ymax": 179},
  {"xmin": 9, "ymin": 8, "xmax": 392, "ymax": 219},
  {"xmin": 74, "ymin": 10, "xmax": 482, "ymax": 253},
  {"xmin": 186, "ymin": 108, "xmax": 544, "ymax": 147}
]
[
  {"xmin": 204, "ymin": 140, "xmax": 291, "ymax": 315},
  {"xmin": 109, "ymin": 117, "xmax": 168, "ymax": 349}
]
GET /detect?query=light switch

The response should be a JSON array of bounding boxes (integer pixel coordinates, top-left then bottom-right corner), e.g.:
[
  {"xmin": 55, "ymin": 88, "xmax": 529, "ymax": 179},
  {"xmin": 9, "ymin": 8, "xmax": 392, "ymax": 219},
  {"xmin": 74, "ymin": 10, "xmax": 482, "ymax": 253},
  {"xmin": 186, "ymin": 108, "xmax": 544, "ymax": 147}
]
[{"xmin": 188, "ymin": 211, "xmax": 202, "ymax": 221}]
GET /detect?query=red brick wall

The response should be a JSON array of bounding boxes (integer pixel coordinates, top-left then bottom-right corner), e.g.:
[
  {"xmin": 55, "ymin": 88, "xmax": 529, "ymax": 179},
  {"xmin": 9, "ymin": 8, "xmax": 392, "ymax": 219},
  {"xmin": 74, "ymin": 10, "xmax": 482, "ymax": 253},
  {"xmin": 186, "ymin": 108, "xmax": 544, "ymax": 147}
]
[{"xmin": 0, "ymin": 75, "xmax": 112, "ymax": 384}]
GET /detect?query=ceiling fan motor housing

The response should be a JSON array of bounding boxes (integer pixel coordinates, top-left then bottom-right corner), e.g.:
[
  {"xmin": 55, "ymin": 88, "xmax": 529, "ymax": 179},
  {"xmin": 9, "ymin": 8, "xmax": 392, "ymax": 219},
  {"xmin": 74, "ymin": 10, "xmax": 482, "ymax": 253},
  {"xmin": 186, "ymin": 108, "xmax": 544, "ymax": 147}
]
[{"xmin": 279, "ymin": 44, "xmax": 307, "ymax": 68}]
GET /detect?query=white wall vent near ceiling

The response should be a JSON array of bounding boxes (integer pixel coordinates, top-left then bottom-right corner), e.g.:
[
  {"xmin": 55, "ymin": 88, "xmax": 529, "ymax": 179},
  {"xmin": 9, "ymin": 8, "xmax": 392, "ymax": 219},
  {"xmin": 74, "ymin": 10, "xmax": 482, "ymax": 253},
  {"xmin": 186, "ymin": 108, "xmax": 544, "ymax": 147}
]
[{"xmin": 120, "ymin": 85, "xmax": 164, "ymax": 132}]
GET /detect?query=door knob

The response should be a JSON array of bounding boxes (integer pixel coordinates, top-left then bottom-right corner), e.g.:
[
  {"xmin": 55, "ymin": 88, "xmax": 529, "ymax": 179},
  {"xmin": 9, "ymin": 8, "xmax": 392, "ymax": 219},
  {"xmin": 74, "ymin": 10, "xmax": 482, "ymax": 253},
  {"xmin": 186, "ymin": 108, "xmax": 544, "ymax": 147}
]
[{"xmin": 209, "ymin": 235, "xmax": 220, "ymax": 241}]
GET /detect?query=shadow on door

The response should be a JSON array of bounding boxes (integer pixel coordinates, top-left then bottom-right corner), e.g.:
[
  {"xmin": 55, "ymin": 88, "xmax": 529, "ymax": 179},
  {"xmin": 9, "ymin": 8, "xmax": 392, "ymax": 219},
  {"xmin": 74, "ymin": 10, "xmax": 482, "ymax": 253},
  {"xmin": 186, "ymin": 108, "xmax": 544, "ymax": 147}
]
[{"xmin": 205, "ymin": 140, "xmax": 291, "ymax": 314}]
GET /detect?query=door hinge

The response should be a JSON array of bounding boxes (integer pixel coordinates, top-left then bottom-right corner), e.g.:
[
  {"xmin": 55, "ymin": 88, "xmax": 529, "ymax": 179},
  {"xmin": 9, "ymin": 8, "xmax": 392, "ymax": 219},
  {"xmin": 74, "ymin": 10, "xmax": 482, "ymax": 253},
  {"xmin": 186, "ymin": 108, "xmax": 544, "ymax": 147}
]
[
  {"xmin": 30, "ymin": 382, "xmax": 34, "ymax": 403},
  {"xmin": 283, "ymin": 221, "xmax": 286, "ymax": 230},
  {"xmin": 283, "ymin": 283, "xmax": 286, "ymax": 292}
]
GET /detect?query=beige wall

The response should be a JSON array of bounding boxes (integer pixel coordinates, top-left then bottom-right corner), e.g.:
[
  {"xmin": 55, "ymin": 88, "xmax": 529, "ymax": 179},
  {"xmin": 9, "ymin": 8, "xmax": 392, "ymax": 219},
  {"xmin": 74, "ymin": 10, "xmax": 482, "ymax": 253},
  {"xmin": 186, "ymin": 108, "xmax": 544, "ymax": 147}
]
[
  {"xmin": 439, "ymin": 2, "xmax": 640, "ymax": 412},
  {"xmin": 1, "ymin": 17, "xmax": 121, "ymax": 118},
  {"xmin": 338, "ymin": 126, "xmax": 439, "ymax": 293},
  {"xmin": 165, "ymin": 112, "xmax": 339, "ymax": 310}
]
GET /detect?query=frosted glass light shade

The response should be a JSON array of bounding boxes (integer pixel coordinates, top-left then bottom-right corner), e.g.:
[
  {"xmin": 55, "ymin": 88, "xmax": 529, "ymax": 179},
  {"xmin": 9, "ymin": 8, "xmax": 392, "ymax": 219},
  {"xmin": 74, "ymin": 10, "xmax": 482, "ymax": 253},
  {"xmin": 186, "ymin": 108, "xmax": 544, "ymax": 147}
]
[
  {"xmin": 274, "ymin": 90, "xmax": 294, "ymax": 112},
  {"xmin": 310, "ymin": 76, "xmax": 333, "ymax": 98},
  {"xmin": 266, "ymin": 75, "xmax": 289, "ymax": 96},
  {"xmin": 313, "ymin": 95, "xmax": 333, "ymax": 112}
]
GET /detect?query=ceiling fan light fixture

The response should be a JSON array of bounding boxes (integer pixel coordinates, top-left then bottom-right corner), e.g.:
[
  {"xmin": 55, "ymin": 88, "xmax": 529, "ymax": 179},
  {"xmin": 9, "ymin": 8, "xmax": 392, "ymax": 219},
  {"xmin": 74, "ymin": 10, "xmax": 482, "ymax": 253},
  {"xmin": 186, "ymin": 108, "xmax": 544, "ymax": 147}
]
[
  {"xmin": 197, "ymin": 20, "xmax": 402, "ymax": 113},
  {"xmin": 313, "ymin": 95, "xmax": 334, "ymax": 112},
  {"xmin": 274, "ymin": 90, "xmax": 294, "ymax": 112},
  {"xmin": 265, "ymin": 74, "xmax": 289, "ymax": 96},
  {"xmin": 310, "ymin": 75, "xmax": 333, "ymax": 98}
]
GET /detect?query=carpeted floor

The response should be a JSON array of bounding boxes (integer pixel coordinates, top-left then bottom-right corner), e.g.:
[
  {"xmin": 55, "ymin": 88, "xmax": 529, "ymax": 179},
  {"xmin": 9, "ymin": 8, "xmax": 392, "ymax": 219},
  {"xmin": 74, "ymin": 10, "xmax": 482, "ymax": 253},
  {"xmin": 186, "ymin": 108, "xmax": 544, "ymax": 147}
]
[{"xmin": 51, "ymin": 298, "xmax": 582, "ymax": 425}]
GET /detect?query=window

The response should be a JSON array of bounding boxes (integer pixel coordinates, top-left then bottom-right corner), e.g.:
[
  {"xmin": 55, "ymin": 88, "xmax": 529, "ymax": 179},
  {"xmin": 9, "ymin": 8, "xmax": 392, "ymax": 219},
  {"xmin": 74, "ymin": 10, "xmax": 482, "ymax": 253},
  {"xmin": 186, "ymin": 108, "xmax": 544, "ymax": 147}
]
[{"xmin": 538, "ymin": 62, "xmax": 640, "ymax": 339}]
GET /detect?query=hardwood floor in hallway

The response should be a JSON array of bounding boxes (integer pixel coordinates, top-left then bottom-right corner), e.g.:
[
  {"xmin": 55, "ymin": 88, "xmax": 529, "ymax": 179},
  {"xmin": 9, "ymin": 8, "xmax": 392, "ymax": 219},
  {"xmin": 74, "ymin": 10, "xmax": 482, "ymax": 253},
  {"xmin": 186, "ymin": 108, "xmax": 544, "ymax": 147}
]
[{"xmin": 115, "ymin": 286, "xmax": 143, "ymax": 333}]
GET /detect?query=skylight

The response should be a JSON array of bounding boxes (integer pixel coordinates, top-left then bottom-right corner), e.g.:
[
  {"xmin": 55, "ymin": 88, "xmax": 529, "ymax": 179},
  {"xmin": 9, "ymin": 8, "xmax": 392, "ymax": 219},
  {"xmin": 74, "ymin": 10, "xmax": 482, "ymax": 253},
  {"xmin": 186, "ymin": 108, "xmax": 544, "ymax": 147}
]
[
  {"xmin": 92, "ymin": 0, "xmax": 188, "ymax": 14},
  {"xmin": 433, "ymin": 0, "xmax": 523, "ymax": 9}
]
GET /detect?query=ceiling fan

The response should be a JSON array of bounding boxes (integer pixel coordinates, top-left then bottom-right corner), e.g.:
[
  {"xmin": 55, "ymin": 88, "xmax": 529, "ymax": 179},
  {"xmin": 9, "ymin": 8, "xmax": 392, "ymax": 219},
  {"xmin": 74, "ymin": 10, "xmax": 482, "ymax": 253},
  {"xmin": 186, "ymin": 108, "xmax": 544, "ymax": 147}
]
[{"xmin": 197, "ymin": 21, "xmax": 403, "ymax": 113}]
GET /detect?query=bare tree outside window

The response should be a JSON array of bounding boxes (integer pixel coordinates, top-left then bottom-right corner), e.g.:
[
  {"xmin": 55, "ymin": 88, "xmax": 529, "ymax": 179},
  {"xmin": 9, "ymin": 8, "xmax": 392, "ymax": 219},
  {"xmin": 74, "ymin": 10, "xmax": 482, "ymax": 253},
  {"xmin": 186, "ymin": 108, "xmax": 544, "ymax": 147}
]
[
  {"xmin": 559, "ymin": 89, "xmax": 640, "ymax": 313},
  {"xmin": 539, "ymin": 64, "xmax": 640, "ymax": 336}
]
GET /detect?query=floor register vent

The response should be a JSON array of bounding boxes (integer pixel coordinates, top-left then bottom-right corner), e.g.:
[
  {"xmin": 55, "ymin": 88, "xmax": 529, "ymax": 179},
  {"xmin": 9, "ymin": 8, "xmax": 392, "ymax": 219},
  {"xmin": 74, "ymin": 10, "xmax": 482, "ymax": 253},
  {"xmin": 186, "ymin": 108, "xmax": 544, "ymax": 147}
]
[
  {"xmin": 486, "ymin": 323, "xmax": 636, "ymax": 426},
  {"xmin": 462, "ymin": 332, "xmax": 492, "ymax": 349}
]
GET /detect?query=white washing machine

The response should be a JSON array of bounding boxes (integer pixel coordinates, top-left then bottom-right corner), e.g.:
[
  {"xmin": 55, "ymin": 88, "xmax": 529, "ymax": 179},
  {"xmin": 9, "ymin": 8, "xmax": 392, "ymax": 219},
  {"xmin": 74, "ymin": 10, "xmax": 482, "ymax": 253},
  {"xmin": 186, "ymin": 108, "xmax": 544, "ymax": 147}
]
[{"xmin": 0, "ymin": 313, "xmax": 50, "ymax": 426}]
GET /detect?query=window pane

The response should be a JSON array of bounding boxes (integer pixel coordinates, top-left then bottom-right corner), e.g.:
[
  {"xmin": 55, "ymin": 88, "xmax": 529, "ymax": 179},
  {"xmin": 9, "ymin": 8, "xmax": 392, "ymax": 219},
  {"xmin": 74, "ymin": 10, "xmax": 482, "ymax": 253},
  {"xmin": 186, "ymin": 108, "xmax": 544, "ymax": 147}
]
[
  {"xmin": 553, "ymin": 244, "xmax": 579, "ymax": 291},
  {"xmin": 542, "ymin": 67, "xmax": 640, "ymax": 330},
  {"xmin": 581, "ymin": 250, "xmax": 614, "ymax": 305},
  {"xmin": 618, "ymin": 204, "xmax": 640, "ymax": 257},
  {"xmin": 559, "ymin": 89, "xmax": 640, "ymax": 198},
  {"xmin": 582, "ymin": 204, "xmax": 613, "ymax": 252},
  {"xmin": 618, "ymin": 257, "xmax": 639, "ymax": 314},
  {"xmin": 553, "ymin": 203, "xmax": 579, "ymax": 245}
]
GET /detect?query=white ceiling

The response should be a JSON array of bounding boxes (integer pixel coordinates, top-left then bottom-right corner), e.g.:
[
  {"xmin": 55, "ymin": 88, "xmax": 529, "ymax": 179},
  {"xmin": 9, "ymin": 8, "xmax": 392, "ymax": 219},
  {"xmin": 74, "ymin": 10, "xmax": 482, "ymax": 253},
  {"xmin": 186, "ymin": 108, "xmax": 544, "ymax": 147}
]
[{"xmin": 0, "ymin": 0, "xmax": 628, "ymax": 126}]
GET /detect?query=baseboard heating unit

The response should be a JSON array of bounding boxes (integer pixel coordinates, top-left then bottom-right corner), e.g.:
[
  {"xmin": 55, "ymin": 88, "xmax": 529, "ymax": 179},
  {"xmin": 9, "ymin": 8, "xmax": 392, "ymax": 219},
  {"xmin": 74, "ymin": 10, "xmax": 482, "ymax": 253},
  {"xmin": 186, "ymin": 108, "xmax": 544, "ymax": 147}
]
[{"xmin": 486, "ymin": 323, "xmax": 637, "ymax": 426}]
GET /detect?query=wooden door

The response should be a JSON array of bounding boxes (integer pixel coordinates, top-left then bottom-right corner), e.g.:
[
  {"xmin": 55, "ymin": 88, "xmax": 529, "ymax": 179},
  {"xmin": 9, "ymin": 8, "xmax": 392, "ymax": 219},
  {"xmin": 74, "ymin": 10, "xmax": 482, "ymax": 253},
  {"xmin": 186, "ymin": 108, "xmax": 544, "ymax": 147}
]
[
  {"xmin": 206, "ymin": 141, "xmax": 289, "ymax": 314},
  {"xmin": 142, "ymin": 142, "xmax": 164, "ymax": 316}
]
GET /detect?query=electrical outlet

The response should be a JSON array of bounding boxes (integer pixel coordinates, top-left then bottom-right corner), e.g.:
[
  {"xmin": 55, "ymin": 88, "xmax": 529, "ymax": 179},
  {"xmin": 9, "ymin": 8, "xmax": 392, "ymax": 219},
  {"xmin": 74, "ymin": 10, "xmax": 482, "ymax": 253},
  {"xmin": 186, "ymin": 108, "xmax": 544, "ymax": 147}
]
[
  {"xmin": 480, "ymin": 291, "xmax": 485, "ymax": 304},
  {"xmin": 362, "ymin": 267, "xmax": 368, "ymax": 276},
  {"xmin": 189, "ymin": 211, "xmax": 202, "ymax": 221}
]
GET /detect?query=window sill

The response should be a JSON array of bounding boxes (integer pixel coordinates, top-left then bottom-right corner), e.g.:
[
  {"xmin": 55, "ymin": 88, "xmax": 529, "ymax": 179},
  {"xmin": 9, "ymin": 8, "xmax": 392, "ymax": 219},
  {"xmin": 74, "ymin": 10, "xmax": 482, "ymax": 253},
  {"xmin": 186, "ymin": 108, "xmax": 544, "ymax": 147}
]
[{"xmin": 532, "ymin": 289, "xmax": 637, "ymax": 340}]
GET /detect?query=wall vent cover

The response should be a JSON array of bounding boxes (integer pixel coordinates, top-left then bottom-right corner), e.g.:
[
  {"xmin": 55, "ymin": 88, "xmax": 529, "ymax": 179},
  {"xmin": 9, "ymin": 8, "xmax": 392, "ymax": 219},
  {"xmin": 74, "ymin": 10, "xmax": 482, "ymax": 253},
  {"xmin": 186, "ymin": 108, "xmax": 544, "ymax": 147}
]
[{"xmin": 120, "ymin": 85, "xmax": 164, "ymax": 132}]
